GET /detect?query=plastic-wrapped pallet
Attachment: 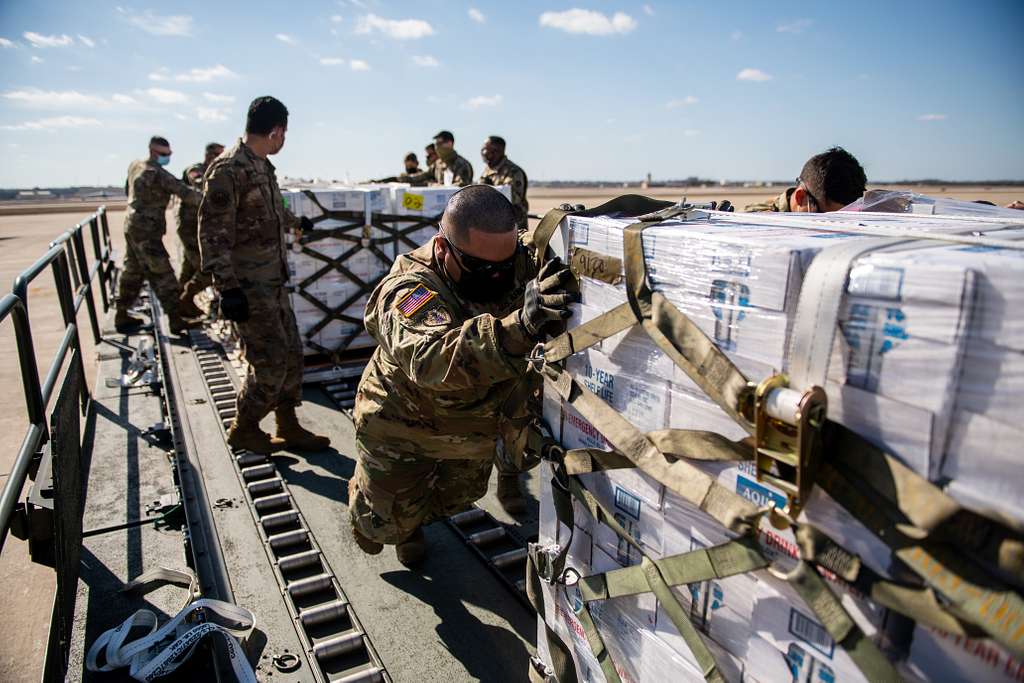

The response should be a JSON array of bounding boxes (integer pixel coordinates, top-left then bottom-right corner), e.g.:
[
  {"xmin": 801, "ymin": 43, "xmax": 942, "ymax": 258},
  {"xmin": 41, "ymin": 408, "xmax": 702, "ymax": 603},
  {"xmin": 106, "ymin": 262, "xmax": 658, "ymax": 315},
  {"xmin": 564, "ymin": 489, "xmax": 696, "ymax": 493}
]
[
  {"xmin": 530, "ymin": 196, "xmax": 1024, "ymax": 683},
  {"xmin": 282, "ymin": 186, "xmax": 394, "ymax": 356}
]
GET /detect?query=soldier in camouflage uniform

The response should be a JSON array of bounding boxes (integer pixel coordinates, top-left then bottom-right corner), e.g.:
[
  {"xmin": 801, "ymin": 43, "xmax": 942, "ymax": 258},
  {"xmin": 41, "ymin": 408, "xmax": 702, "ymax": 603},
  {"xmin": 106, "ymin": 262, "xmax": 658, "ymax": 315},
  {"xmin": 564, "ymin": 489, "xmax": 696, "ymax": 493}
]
[
  {"xmin": 480, "ymin": 135, "xmax": 530, "ymax": 232},
  {"xmin": 198, "ymin": 96, "xmax": 330, "ymax": 455},
  {"xmin": 177, "ymin": 142, "xmax": 224, "ymax": 319},
  {"xmin": 431, "ymin": 130, "xmax": 474, "ymax": 187},
  {"xmin": 349, "ymin": 185, "xmax": 577, "ymax": 565},
  {"xmin": 744, "ymin": 147, "xmax": 867, "ymax": 213},
  {"xmin": 115, "ymin": 136, "xmax": 203, "ymax": 334}
]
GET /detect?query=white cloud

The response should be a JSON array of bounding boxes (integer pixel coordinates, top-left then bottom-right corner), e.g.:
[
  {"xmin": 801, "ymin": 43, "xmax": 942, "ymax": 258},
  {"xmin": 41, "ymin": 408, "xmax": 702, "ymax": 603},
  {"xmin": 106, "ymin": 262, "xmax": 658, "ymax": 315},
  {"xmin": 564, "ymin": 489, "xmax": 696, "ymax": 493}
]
[
  {"xmin": 539, "ymin": 9, "xmax": 637, "ymax": 36},
  {"xmin": 666, "ymin": 95, "xmax": 698, "ymax": 108},
  {"xmin": 350, "ymin": 59, "xmax": 371, "ymax": 71},
  {"xmin": 175, "ymin": 64, "xmax": 237, "ymax": 82},
  {"xmin": 203, "ymin": 92, "xmax": 235, "ymax": 103},
  {"xmin": 3, "ymin": 88, "xmax": 108, "ymax": 109},
  {"xmin": 643, "ymin": 4, "xmax": 654, "ymax": 16},
  {"xmin": 737, "ymin": 67, "xmax": 772, "ymax": 82},
  {"xmin": 112, "ymin": 93, "xmax": 138, "ymax": 105},
  {"xmin": 196, "ymin": 107, "xmax": 229, "ymax": 122},
  {"xmin": 143, "ymin": 87, "xmax": 188, "ymax": 104},
  {"xmin": 777, "ymin": 19, "xmax": 813, "ymax": 34},
  {"xmin": 23, "ymin": 32, "xmax": 74, "ymax": 48},
  {"xmin": 0, "ymin": 38, "xmax": 15, "ymax": 48},
  {"xmin": 148, "ymin": 70, "xmax": 168, "ymax": 81},
  {"xmin": 917, "ymin": 113, "xmax": 947, "ymax": 121},
  {"xmin": 320, "ymin": 57, "xmax": 345, "ymax": 66},
  {"xmin": 412, "ymin": 54, "xmax": 439, "ymax": 67},
  {"xmin": 355, "ymin": 14, "xmax": 434, "ymax": 39},
  {"xmin": 468, "ymin": 8, "xmax": 485, "ymax": 23},
  {"xmin": 2, "ymin": 115, "xmax": 102, "ymax": 131},
  {"xmin": 117, "ymin": 9, "xmax": 193, "ymax": 37},
  {"xmin": 30, "ymin": 55, "xmax": 43, "ymax": 64},
  {"xmin": 464, "ymin": 94, "xmax": 503, "ymax": 109},
  {"xmin": 275, "ymin": 33, "xmax": 295, "ymax": 44},
  {"xmin": 78, "ymin": 35, "xmax": 96, "ymax": 48},
  {"xmin": 330, "ymin": 15, "xmax": 343, "ymax": 23}
]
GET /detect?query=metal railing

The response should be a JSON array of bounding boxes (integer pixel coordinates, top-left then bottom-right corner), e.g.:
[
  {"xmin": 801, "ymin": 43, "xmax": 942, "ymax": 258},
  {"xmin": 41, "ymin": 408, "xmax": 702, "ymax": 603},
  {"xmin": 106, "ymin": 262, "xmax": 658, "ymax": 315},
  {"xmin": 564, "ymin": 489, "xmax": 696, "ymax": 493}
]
[{"xmin": 0, "ymin": 206, "xmax": 116, "ymax": 551}]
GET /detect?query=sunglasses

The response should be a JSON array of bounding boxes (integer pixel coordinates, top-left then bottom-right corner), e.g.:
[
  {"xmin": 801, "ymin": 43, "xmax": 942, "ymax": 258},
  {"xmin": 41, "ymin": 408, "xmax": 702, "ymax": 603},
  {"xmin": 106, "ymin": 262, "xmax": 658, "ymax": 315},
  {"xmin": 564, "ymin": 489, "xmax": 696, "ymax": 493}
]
[
  {"xmin": 796, "ymin": 177, "xmax": 822, "ymax": 211},
  {"xmin": 440, "ymin": 230, "xmax": 518, "ymax": 275}
]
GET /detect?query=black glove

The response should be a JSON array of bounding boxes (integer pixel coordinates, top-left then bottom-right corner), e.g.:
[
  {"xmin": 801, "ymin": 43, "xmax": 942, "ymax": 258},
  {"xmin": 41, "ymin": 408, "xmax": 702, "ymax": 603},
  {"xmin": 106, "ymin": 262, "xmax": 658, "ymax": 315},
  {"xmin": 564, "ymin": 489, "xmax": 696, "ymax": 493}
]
[
  {"xmin": 299, "ymin": 216, "xmax": 314, "ymax": 231},
  {"xmin": 520, "ymin": 257, "xmax": 578, "ymax": 340},
  {"xmin": 219, "ymin": 288, "xmax": 250, "ymax": 322}
]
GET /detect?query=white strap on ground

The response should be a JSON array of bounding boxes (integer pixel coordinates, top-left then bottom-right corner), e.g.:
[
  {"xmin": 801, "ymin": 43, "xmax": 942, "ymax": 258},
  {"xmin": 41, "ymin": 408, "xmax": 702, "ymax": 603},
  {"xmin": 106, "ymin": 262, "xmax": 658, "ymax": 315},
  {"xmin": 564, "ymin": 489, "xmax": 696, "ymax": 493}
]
[
  {"xmin": 121, "ymin": 566, "xmax": 200, "ymax": 612},
  {"xmin": 86, "ymin": 597, "xmax": 257, "ymax": 681}
]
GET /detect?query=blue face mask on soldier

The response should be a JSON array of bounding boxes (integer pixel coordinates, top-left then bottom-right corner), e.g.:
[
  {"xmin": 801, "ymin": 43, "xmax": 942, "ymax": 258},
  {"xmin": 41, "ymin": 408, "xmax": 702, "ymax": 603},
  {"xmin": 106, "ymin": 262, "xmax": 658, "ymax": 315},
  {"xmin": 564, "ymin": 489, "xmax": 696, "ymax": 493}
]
[{"xmin": 156, "ymin": 155, "xmax": 171, "ymax": 166}]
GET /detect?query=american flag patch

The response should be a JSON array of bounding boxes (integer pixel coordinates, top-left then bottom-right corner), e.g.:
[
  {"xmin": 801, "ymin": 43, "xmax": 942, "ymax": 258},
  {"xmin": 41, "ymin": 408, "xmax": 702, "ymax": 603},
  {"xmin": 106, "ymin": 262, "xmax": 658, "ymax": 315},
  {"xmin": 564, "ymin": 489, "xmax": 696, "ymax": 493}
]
[{"xmin": 396, "ymin": 284, "xmax": 436, "ymax": 318}]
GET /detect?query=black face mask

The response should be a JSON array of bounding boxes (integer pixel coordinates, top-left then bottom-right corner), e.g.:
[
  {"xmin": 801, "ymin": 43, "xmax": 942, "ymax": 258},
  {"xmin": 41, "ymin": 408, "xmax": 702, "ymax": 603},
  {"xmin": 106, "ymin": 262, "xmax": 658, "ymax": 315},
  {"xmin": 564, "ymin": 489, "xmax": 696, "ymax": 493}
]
[{"xmin": 440, "ymin": 235, "xmax": 519, "ymax": 304}]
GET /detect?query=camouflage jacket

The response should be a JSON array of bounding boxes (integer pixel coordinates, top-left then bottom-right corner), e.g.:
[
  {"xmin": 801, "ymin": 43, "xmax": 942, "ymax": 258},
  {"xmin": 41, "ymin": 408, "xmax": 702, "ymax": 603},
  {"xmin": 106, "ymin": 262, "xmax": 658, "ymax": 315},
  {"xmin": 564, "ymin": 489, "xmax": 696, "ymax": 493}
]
[
  {"xmin": 176, "ymin": 161, "xmax": 207, "ymax": 246},
  {"xmin": 198, "ymin": 139, "xmax": 299, "ymax": 291},
  {"xmin": 481, "ymin": 157, "xmax": 529, "ymax": 230},
  {"xmin": 124, "ymin": 159, "xmax": 197, "ymax": 234},
  {"xmin": 355, "ymin": 241, "xmax": 540, "ymax": 460},
  {"xmin": 433, "ymin": 151, "xmax": 474, "ymax": 187},
  {"xmin": 744, "ymin": 187, "xmax": 794, "ymax": 212}
]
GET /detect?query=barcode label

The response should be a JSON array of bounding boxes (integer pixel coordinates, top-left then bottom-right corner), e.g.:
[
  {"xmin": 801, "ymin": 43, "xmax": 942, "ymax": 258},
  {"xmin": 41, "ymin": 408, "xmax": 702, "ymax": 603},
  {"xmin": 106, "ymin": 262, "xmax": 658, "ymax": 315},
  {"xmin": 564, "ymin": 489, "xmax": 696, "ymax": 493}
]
[
  {"xmin": 613, "ymin": 487, "xmax": 642, "ymax": 520},
  {"xmin": 789, "ymin": 608, "xmax": 835, "ymax": 658}
]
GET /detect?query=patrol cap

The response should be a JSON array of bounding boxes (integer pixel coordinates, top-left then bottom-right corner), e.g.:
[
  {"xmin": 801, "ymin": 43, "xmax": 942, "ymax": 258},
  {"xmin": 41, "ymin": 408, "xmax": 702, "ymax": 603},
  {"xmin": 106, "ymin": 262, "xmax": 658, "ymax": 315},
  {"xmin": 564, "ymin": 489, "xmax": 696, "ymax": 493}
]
[{"xmin": 433, "ymin": 130, "xmax": 455, "ymax": 143}]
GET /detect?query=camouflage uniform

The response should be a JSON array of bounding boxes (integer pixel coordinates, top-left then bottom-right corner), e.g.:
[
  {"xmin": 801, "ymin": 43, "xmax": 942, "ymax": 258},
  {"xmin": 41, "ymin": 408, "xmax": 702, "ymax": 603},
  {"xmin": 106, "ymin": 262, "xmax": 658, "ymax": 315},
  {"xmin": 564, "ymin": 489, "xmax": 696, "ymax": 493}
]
[
  {"xmin": 744, "ymin": 187, "xmax": 794, "ymax": 212},
  {"xmin": 481, "ymin": 157, "xmax": 530, "ymax": 231},
  {"xmin": 433, "ymin": 150, "xmax": 474, "ymax": 187},
  {"xmin": 350, "ymin": 241, "xmax": 540, "ymax": 544},
  {"xmin": 198, "ymin": 139, "xmax": 303, "ymax": 424},
  {"xmin": 400, "ymin": 164, "xmax": 433, "ymax": 187},
  {"xmin": 177, "ymin": 161, "xmax": 210, "ymax": 289},
  {"xmin": 117, "ymin": 159, "xmax": 199, "ymax": 314}
]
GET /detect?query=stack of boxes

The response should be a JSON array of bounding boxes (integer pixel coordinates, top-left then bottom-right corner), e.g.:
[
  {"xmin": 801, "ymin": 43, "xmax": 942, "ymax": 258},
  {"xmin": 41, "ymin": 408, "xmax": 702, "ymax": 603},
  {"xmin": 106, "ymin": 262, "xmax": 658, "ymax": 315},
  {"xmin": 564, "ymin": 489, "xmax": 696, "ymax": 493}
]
[
  {"xmin": 536, "ymin": 204, "xmax": 1024, "ymax": 681},
  {"xmin": 281, "ymin": 184, "xmax": 512, "ymax": 358}
]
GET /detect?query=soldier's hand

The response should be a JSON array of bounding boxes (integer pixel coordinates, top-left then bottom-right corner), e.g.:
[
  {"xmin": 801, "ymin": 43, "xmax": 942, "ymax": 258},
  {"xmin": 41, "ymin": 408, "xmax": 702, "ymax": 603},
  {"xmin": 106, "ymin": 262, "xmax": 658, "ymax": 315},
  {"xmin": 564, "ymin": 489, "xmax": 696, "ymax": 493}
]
[
  {"xmin": 520, "ymin": 257, "xmax": 578, "ymax": 340},
  {"xmin": 299, "ymin": 216, "xmax": 314, "ymax": 231},
  {"xmin": 219, "ymin": 288, "xmax": 250, "ymax": 322}
]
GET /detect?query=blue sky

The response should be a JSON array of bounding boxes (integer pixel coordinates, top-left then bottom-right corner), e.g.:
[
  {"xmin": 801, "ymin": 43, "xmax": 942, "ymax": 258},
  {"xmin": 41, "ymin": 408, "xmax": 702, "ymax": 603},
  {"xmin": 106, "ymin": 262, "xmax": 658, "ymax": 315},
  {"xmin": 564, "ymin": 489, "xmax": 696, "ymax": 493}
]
[{"xmin": 0, "ymin": 1, "xmax": 1022, "ymax": 187}]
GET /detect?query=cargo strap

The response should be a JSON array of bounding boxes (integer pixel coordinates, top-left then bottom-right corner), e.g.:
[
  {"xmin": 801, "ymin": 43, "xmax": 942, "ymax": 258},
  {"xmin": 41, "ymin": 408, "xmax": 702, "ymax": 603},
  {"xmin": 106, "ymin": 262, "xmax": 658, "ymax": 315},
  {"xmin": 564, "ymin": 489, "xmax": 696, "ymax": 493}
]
[
  {"xmin": 293, "ymin": 190, "xmax": 445, "ymax": 359},
  {"xmin": 530, "ymin": 199, "xmax": 1024, "ymax": 678}
]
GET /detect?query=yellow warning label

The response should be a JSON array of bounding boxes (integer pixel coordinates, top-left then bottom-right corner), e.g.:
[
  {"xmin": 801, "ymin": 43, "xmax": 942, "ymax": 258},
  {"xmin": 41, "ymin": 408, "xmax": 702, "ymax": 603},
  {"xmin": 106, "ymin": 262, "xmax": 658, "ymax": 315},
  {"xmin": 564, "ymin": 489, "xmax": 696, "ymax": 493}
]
[{"xmin": 402, "ymin": 193, "xmax": 425, "ymax": 211}]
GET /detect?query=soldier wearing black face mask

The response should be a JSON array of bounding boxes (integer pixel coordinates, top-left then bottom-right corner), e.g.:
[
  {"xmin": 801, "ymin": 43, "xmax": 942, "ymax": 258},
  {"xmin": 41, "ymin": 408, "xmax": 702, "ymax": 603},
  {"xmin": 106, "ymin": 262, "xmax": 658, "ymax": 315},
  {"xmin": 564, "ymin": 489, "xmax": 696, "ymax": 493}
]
[{"xmin": 349, "ymin": 185, "xmax": 577, "ymax": 564}]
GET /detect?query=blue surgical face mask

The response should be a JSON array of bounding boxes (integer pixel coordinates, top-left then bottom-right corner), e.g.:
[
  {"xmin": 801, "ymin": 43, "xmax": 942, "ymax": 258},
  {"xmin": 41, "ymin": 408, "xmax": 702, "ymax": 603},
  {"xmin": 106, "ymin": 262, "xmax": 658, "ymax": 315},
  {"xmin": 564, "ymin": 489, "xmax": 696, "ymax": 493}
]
[{"xmin": 156, "ymin": 155, "xmax": 171, "ymax": 166}]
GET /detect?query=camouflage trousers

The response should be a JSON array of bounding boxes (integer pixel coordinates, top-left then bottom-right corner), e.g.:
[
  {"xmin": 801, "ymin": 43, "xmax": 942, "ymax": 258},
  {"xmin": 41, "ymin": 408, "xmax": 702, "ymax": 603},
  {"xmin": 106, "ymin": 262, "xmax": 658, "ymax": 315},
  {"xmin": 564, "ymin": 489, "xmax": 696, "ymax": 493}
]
[
  {"xmin": 116, "ymin": 224, "xmax": 182, "ymax": 315},
  {"xmin": 234, "ymin": 284, "xmax": 303, "ymax": 422},
  {"xmin": 349, "ymin": 434, "xmax": 494, "ymax": 545}
]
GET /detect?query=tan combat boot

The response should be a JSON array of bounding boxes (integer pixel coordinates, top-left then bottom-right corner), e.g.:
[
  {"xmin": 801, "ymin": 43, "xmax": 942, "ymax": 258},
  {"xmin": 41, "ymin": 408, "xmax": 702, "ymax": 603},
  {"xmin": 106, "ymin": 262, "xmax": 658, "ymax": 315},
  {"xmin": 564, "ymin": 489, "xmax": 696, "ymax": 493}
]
[
  {"xmin": 227, "ymin": 416, "xmax": 285, "ymax": 454},
  {"xmin": 275, "ymin": 406, "xmax": 331, "ymax": 451},
  {"xmin": 114, "ymin": 308, "xmax": 146, "ymax": 333},
  {"xmin": 167, "ymin": 308, "xmax": 202, "ymax": 335},
  {"xmin": 396, "ymin": 527, "xmax": 426, "ymax": 566},
  {"xmin": 496, "ymin": 472, "xmax": 527, "ymax": 515},
  {"xmin": 177, "ymin": 293, "xmax": 203, "ymax": 320}
]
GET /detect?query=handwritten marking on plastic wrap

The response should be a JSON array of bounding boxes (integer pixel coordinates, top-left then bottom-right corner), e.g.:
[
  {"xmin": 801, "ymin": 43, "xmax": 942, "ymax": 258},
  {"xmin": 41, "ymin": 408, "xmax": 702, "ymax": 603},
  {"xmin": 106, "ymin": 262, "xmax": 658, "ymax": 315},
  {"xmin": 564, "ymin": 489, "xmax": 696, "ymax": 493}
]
[
  {"xmin": 402, "ymin": 192, "xmax": 425, "ymax": 211},
  {"xmin": 571, "ymin": 248, "xmax": 623, "ymax": 285}
]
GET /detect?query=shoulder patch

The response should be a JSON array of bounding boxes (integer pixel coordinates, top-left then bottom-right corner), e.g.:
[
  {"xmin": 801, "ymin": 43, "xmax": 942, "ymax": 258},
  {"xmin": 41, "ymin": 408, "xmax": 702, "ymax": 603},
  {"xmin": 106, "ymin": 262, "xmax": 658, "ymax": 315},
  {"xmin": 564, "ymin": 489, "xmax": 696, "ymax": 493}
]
[
  {"xmin": 395, "ymin": 284, "xmax": 437, "ymax": 318},
  {"xmin": 422, "ymin": 307, "xmax": 453, "ymax": 326},
  {"xmin": 209, "ymin": 189, "xmax": 231, "ymax": 209}
]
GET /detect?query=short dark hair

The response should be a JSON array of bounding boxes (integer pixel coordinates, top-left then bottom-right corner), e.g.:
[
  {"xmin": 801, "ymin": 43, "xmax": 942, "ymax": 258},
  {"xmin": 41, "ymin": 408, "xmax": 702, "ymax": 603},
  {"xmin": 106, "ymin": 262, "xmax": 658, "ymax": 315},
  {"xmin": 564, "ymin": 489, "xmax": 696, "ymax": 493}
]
[
  {"xmin": 205, "ymin": 142, "xmax": 224, "ymax": 154},
  {"xmin": 486, "ymin": 135, "xmax": 506, "ymax": 149},
  {"xmin": 425, "ymin": 143, "xmax": 436, "ymax": 152},
  {"xmin": 149, "ymin": 135, "xmax": 169, "ymax": 148},
  {"xmin": 246, "ymin": 96, "xmax": 289, "ymax": 136},
  {"xmin": 404, "ymin": 152, "xmax": 418, "ymax": 163},
  {"xmin": 434, "ymin": 130, "xmax": 454, "ymax": 144},
  {"xmin": 443, "ymin": 185, "xmax": 516, "ymax": 242},
  {"xmin": 799, "ymin": 147, "xmax": 866, "ymax": 206}
]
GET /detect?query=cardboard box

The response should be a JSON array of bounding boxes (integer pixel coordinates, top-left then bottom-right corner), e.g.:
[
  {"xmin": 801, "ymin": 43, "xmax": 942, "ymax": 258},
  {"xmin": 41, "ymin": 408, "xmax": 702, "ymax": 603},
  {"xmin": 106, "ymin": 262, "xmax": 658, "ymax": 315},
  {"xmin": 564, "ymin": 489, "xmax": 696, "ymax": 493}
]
[{"xmin": 905, "ymin": 625, "xmax": 1024, "ymax": 683}]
